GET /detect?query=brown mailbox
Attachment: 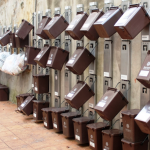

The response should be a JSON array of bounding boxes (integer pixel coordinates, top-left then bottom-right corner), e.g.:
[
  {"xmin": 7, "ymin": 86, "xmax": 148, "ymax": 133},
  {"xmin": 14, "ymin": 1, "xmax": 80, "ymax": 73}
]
[
  {"xmin": 0, "ymin": 85, "xmax": 9, "ymax": 101},
  {"xmin": 114, "ymin": 4, "xmax": 150, "ymax": 39},
  {"xmin": 65, "ymin": 81, "xmax": 95, "ymax": 110},
  {"xmin": 86, "ymin": 122, "xmax": 110, "ymax": 150},
  {"xmin": 36, "ymin": 16, "xmax": 52, "ymax": 39},
  {"xmin": 61, "ymin": 112, "xmax": 81, "ymax": 138},
  {"xmin": 24, "ymin": 46, "xmax": 41, "ymax": 65},
  {"xmin": 121, "ymin": 109, "xmax": 147, "ymax": 142},
  {"xmin": 80, "ymin": 9, "xmax": 104, "ymax": 41},
  {"xmin": 41, "ymin": 107, "xmax": 55, "ymax": 129},
  {"xmin": 43, "ymin": 14, "xmax": 69, "ymax": 39},
  {"xmin": 51, "ymin": 107, "xmax": 69, "ymax": 132},
  {"xmin": 122, "ymin": 138, "xmax": 148, "ymax": 150},
  {"xmin": 66, "ymin": 46, "xmax": 95, "ymax": 75},
  {"xmin": 94, "ymin": 7, "xmax": 123, "ymax": 38},
  {"xmin": 9, "ymin": 33, "xmax": 16, "ymax": 48},
  {"xmin": 33, "ymin": 74, "xmax": 49, "ymax": 94},
  {"xmin": 73, "ymin": 117, "xmax": 94, "ymax": 144},
  {"xmin": 15, "ymin": 35, "xmax": 29, "ymax": 48},
  {"xmin": 19, "ymin": 95, "xmax": 36, "ymax": 116},
  {"xmin": 33, "ymin": 100, "xmax": 49, "ymax": 121},
  {"xmin": 34, "ymin": 44, "xmax": 51, "ymax": 68},
  {"xmin": 46, "ymin": 46, "xmax": 69, "ymax": 70},
  {"xmin": 94, "ymin": 87, "xmax": 128, "ymax": 121},
  {"xmin": 0, "ymin": 30, "xmax": 11, "ymax": 46},
  {"xmin": 16, "ymin": 95, "xmax": 20, "ymax": 110},
  {"xmin": 136, "ymin": 50, "xmax": 150, "ymax": 88},
  {"xmin": 135, "ymin": 100, "xmax": 150, "ymax": 134},
  {"xmin": 16, "ymin": 19, "xmax": 34, "ymax": 39},
  {"xmin": 66, "ymin": 11, "xmax": 88, "ymax": 40}
]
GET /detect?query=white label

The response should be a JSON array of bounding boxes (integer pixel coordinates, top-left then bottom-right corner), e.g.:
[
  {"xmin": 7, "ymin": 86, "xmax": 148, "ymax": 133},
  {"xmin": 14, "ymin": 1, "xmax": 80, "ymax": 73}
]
[
  {"xmin": 75, "ymin": 135, "xmax": 80, "ymax": 141},
  {"xmin": 32, "ymin": 84, "xmax": 34, "ymax": 88},
  {"xmin": 35, "ymin": 87, "xmax": 38, "ymax": 91},
  {"xmin": 139, "ymin": 70, "xmax": 149, "ymax": 77},
  {"xmin": 89, "ymin": 70, "xmax": 94, "ymax": 74},
  {"xmin": 54, "ymin": 123, "xmax": 57, "ymax": 128},
  {"xmin": 24, "ymin": 57, "xmax": 27, "ymax": 61},
  {"xmin": 142, "ymin": 35, "xmax": 149, "ymax": 41},
  {"xmin": 121, "ymin": 75, "xmax": 127, "ymax": 80},
  {"xmin": 44, "ymin": 122, "xmax": 47, "ymax": 127},
  {"xmin": 47, "ymin": 60, "xmax": 52, "ymax": 64},
  {"xmin": 98, "ymin": 101, "xmax": 106, "ymax": 107},
  {"xmin": 21, "ymin": 103, "xmax": 25, "ymax": 107},
  {"xmin": 90, "ymin": 141, "xmax": 95, "ymax": 148},
  {"xmin": 67, "ymin": 93, "xmax": 73, "ymax": 97},
  {"xmin": 33, "ymin": 113, "xmax": 36, "ymax": 118},
  {"xmin": 135, "ymin": 111, "xmax": 150, "ymax": 122},
  {"xmin": 68, "ymin": 24, "xmax": 74, "ymax": 29},
  {"xmin": 36, "ymin": 54, "xmax": 41, "ymax": 58},
  {"xmin": 68, "ymin": 59, "xmax": 74, "ymax": 64},
  {"xmin": 55, "ymin": 92, "xmax": 58, "ymax": 96},
  {"xmin": 83, "ymin": 24, "xmax": 89, "ymax": 28},
  {"xmin": 104, "ymin": 72, "xmax": 109, "ymax": 77},
  {"xmin": 89, "ymin": 103, "xmax": 94, "ymax": 108}
]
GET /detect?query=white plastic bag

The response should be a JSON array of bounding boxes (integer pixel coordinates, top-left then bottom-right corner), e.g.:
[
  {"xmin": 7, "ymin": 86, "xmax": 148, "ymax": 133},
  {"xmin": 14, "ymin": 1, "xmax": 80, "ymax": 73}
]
[{"xmin": 0, "ymin": 52, "xmax": 10, "ymax": 69}]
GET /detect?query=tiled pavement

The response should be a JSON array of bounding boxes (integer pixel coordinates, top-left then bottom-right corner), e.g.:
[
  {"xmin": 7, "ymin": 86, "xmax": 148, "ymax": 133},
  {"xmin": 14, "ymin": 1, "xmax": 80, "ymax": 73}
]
[{"xmin": 0, "ymin": 101, "xmax": 91, "ymax": 150}]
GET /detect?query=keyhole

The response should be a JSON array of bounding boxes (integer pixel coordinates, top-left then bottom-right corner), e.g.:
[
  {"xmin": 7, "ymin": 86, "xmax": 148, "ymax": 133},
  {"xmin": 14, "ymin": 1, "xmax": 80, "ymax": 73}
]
[
  {"xmin": 105, "ymin": 44, "xmax": 109, "ymax": 49},
  {"xmin": 143, "ymin": 45, "xmax": 148, "ymax": 51},
  {"xmin": 38, "ymin": 67, "xmax": 40, "ymax": 71},
  {"xmin": 90, "ymin": 43, "xmax": 94, "ymax": 48},
  {"xmin": 105, "ymin": 81, "xmax": 108, "ymax": 86},
  {"xmin": 65, "ymin": 73, "xmax": 68, "ymax": 77},
  {"xmin": 122, "ymin": 84, "xmax": 126, "ymax": 89},
  {"xmin": 122, "ymin": 45, "xmax": 126, "ymax": 50},
  {"xmin": 55, "ymin": 70, "xmax": 57, "ymax": 75},
  {"xmin": 143, "ymin": 87, "xmax": 147, "ymax": 93}
]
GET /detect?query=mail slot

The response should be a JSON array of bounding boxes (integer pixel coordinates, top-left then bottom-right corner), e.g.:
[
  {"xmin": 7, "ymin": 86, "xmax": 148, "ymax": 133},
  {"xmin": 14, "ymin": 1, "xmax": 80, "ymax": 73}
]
[
  {"xmin": 86, "ymin": 122, "xmax": 110, "ymax": 150},
  {"xmin": 41, "ymin": 107, "xmax": 55, "ymax": 129},
  {"xmin": 136, "ymin": 50, "xmax": 150, "ymax": 88},
  {"xmin": 46, "ymin": 46, "xmax": 69, "ymax": 70},
  {"xmin": 33, "ymin": 100, "xmax": 49, "ymax": 121},
  {"xmin": 65, "ymin": 81, "xmax": 95, "ymax": 109},
  {"xmin": 66, "ymin": 46, "xmax": 95, "ymax": 75},
  {"xmin": 16, "ymin": 19, "xmax": 34, "ymax": 39},
  {"xmin": 15, "ymin": 35, "xmax": 29, "ymax": 48},
  {"xmin": 121, "ymin": 109, "xmax": 147, "ymax": 142},
  {"xmin": 9, "ymin": 33, "xmax": 16, "ymax": 48},
  {"xmin": 135, "ymin": 100, "xmax": 150, "ymax": 134},
  {"xmin": 36, "ymin": 16, "xmax": 52, "ymax": 39},
  {"xmin": 25, "ymin": 46, "xmax": 41, "ymax": 65},
  {"xmin": 0, "ymin": 30, "xmax": 11, "ymax": 46},
  {"xmin": 80, "ymin": 9, "xmax": 104, "ymax": 41},
  {"xmin": 73, "ymin": 117, "xmax": 94, "ymax": 144},
  {"xmin": 34, "ymin": 44, "xmax": 51, "ymax": 68},
  {"xmin": 94, "ymin": 7, "xmax": 123, "ymax": 38},
  {"xmin": 0, "ymin": 85, "xmax": 9, "ymax": 101},
  {"xmin": 94, "ymin": 87, "xmax": 128, "ymax": 121},
  {"xmin": 33, "ymin": 74, "xmax": 49, "ymax": 94},
  {"xmin": 18, "ymin": 95, "xmax": 36, "ymax": 116},
  {"xmin": 51, "ymin": 107, "xmax": 69, "ymax": 132},
  {"xmin": 66, "ymin": 11, "xmax": 88, "ymax": 40},
  {"xmin": 114, "ymin": 4, "xmax": 150, "ymax": 39},
  {"xmin": 102, "ymin": 129, "xmax": 123, "ymax": 150},
  {"xmin": 43, "ymin": 14, "xmax": 69, "ymax": 39},
  {"xmin": 122, "ymin": 138, "xmax": 148, "ymax": 150},
  {"xmin": 61, "ymin": 112, "xmax": 81, "ymax": 138}
]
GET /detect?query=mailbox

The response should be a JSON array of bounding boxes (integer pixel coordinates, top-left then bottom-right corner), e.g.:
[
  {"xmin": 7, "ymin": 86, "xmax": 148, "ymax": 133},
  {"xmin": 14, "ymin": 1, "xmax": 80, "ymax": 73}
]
[
  {"xmin": 0, "ymin": 85, "xmax": 9, "ymax": 101},
  {"xmin": 15, "ymin": 35, "xmax": 29, "ymax": 48},
  {"xmin": 0, "ymin": 30, "xmax": 11, "ymax": 46},
  {"xmin": 135, "ymin": 100, "xmax": 150, "ymax": 134},
  {"xmin": 66, "ymin": 11, "xmax": 88, "ymax": 40},
  {"xmin": 16, "ymin": 95, "xmax": 20, "ymax": 110},
  {"xmin": 114, "ymin": 4, "xmax": 150, "ymax": 39},
  {"xmin": 16, "ymin": 19, "xmax": 34, "ymax": 39},
  {"xmin": 33, "ymin": 74, "xmax": 49, "ymax": 94},
  {"xmin": 86, "ymin": 122, "xmax": 110, "ymax": 150},
  {"xmin": 43, "ymin": 14, "xmax": 69, "ymax": 39},
  {"xmin": 72, "ymin": 117, "xmax": 94, "ymax": 144},
  {"xmin": 36, "ymin": 16, "xmax": 52, "ymax": 39},
  {"xmin": 18, "ymin": 95, "xmax": 36, "ymax": 116},
  {"xmin": 122, "ymin": 138, "xmax": 148, "ymax": 150},
  {"xmin": 121, "ymin": 109, "xmax": 147, "ymax": 142},
  {"xmin": 80, "ymin": 9, "xmax": 104, "ymax": 41},
  {"xmin": 34, "ymin": 44, "xmax": 51, "ymax": 68},
  {"xmin": 24, "ymin": 46, "xmax": 41, "ymax": 65},
  {"xmin": 33, "ymin": 100, "xmax": 49, "ymax": 121},
  {"xmin": 102, "ymin": 129, "xmax": 123, "ymax": 150},
  {"xmin": 51, "ymin": 107, "xmax": 69, "ymax": 132},
  {"xmin": 65, "ymin": 81, "xmax": 95, "ymax": 110},
  {"xmin": 46, "ymin": 46, "xmax": 69, "ymax": 70},
  {"xmin": 94, "ymin": 7, "xmax": 123, "ymax": 38},
  {"xmin": 136, "ymin": 50, "xmax": 150, "ymax": 88},
  {"xmin": 61, "ymin": 112, "xmax": 81, "ymax": 138},
  {"xmin": 94, "ymin": 87, "xmax": 128, "ymax": 121},
  {"xmin": 9, "ymin": 33, "xmax": 16, "ymax": 48},
  {"xmin": 66, "ymin": 46, "xmax": 95, "ymax": 75},
  {"xmin": 41, "ymin": 107, "xmax": 55, "ymax": 129}
]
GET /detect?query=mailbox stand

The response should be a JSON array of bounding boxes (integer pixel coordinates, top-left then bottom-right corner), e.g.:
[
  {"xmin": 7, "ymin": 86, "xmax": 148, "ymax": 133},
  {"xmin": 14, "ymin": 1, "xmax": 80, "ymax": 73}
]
[
  {"xmin": 3, "ymin": 26, "xmax": 7, "ymax": 52},
  {"xmin": 8, "ymin": 25, "xmax": 12, "ymax": 54},
  {"xmin": 13, "ymin": 24, "xmax": 18, "ymax": 54}
]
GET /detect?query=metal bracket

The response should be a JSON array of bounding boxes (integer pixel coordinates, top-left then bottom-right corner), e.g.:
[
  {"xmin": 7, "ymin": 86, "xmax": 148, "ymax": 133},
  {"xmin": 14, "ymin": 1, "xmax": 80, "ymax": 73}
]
[
  {"xmin": 32, "ymin": 12, "xmax": 37, "ymax": 40},
  {"xmin": 103, "ymin": 77, "xmax": 112, "ymax": 94},
  {"xmin": 45, "ymin": 9, "xmax": 51, "ymax": 17},
  {"xmin": 3, "ymin": 26, "xmax": 7, "ymax": 52},
  {"xmin": 89, "ymin": 2, "xmax": 98, "ymax": 12},
  {"xmin": 54, "ymin": 7, "xmax": 61, "ymax": 15},
  {"xmin": 121, "ymin": 0, "xmax": 132, "ymax": 12},
  {"xmin": 76, "ymin": 4, "xmax": 84, "ymax": 12},
  {"xmin": 104, "ymin": 0, "xmax": 114, "ymax": 12},
  {"xmin": 141, "ymin": 0, "xmax": 150, "ymax": 13},
  {"xmin": 13, "ymin": 25, "xmax": 18, "ymax": 54}
]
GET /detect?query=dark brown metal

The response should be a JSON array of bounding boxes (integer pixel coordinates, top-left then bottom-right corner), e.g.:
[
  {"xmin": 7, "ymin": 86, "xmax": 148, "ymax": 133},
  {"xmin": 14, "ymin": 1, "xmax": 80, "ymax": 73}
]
[
  {"xmin": 9, "ymin": 33, "xmax": 16, "ymax": 48},
  {"xmin": 0, "ymin": 30, "xmax": 11, "ymax": 46},
  {"xmin": 0, "ymin": 85, "xmax": 9, "ymax": 101},
  {"xmin": 94, "ymin": 7, "xmax": 123, "ymax": 38},
  {"xmin": 15, "ymin": 35, "xmax": 29, "ymax": 48}
]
